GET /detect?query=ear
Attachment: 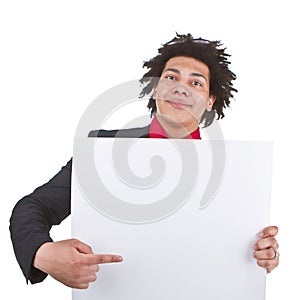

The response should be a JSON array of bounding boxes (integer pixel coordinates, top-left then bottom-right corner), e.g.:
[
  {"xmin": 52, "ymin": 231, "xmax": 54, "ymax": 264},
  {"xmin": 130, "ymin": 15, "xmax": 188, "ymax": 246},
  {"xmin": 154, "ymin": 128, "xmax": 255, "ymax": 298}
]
[
  {"xmin": 206, "ymin": 95, "xmax": 216, "ymax": 111},
  {"xmin": 153, "ymin": 86, "xmax": 157, "ymax": 100}
]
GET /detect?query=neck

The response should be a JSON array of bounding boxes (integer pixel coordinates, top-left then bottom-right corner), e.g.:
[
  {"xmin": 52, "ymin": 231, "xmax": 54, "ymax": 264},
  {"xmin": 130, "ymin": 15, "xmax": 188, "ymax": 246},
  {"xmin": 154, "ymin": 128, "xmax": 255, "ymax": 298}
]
[{"xmin": 155, "ymin": 114, "xmax": 198, "ymax": 138}]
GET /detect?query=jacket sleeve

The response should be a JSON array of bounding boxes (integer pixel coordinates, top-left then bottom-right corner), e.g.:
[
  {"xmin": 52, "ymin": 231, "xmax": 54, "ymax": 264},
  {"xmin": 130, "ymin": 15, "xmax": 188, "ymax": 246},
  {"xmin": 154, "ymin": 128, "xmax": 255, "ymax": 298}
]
[{"xmin": 9, "ymin": 158, "xmax": 72, "ymax": 284}]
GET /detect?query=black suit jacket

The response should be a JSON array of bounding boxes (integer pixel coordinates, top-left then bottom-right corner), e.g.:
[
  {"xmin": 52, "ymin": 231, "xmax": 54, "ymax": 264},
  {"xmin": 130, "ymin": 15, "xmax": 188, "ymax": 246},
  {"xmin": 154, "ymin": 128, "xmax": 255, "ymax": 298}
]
[{"xmin": 9, "ymin": 125, "xmax": 150, "ymax": 284}]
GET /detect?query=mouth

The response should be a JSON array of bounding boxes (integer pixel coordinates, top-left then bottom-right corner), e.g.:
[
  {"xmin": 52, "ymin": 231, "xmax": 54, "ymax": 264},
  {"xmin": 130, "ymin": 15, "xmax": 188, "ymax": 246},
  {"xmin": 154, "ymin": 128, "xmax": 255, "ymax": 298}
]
[{"xmin": 167, "ymin": 100, "xmax": 192, "ymax": 109}]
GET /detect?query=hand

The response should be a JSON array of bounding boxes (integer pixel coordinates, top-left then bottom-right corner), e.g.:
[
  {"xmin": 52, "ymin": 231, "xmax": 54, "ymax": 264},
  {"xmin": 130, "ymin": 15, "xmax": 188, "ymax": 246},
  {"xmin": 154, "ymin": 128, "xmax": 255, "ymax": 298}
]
[
  {"xmin": 252, "ymin": 226, "xmax": 279, "ymax": 273},
  {"xmin": 33, "ymin": 238, "xmax": 123, "ymax": 289}
]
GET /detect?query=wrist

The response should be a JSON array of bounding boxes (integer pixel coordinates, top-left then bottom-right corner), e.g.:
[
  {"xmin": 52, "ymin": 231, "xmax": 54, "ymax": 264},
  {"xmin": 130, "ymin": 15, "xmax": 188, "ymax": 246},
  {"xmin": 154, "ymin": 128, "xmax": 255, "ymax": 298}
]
[{"xmin": 33, "ymin": 242, "xmax": 53, "ymax": 271}]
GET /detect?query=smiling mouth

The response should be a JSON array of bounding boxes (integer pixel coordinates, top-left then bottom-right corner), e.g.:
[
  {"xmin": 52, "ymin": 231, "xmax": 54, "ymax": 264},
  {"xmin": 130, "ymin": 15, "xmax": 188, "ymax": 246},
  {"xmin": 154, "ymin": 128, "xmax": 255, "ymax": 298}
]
[{"xmin": 167, "ymin": 100, "xmax": 192, "ymax": 109}]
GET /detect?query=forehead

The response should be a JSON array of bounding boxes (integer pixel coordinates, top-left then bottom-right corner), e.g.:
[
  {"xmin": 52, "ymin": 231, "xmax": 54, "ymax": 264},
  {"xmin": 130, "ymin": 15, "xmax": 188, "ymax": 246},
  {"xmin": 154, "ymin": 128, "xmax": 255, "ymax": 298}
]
[{"xmin": 163, "ymin": 56, "xmax": 210, "ymax": 75}]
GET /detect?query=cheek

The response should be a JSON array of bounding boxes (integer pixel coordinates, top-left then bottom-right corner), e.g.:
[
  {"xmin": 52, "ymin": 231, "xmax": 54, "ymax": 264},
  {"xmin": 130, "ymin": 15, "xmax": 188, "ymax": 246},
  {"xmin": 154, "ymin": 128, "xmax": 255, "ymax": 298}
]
[
  {"xmin": 155, "ymin": 98, "xmax": 164, "ymax": 113},
  {"xmin": 155, "ymin": 80, "xmax": 173, "ymax": 98},
  {"xmin": 193, "ymin": 97, "xmax": 209, "ymax": 114}
]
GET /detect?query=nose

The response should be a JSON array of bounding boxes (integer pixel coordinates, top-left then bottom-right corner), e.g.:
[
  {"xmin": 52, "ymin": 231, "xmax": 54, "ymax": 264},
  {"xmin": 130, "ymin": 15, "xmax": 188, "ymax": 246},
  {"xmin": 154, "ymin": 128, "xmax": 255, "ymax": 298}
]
[{"xmin": 172, "ymin": 82, "xmax": 190, "ymax": 97}]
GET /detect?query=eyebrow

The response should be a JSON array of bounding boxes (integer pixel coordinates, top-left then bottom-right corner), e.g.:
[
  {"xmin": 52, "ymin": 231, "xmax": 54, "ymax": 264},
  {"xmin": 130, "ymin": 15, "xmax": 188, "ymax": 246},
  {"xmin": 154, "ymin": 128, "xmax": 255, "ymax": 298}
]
[{"xmin": 163, "ymin": 68, "xmax": 208, "ymax": 82}]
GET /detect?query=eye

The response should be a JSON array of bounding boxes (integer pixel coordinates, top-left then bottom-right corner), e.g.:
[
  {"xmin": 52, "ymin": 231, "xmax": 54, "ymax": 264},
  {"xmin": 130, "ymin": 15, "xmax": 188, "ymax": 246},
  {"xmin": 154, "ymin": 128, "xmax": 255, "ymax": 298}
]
[
  {"xmin": 192, "ymin": 80, "xmax": 203, "ymax": 87},
  {"xmin": 165, "ymin": 75, "xmax": 176, "ymax": 81}
]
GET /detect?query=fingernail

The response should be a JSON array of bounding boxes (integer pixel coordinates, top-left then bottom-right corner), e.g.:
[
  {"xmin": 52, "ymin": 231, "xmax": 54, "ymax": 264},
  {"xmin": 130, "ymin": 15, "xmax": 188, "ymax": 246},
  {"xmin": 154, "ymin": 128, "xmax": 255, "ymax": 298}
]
[
  {"xmin": 258, "ymin": 231, "xmax": 264, "ymax": 238},
  {"xmin": 117, "ymin": 256, "xmax": 123, "ymax": 262}
]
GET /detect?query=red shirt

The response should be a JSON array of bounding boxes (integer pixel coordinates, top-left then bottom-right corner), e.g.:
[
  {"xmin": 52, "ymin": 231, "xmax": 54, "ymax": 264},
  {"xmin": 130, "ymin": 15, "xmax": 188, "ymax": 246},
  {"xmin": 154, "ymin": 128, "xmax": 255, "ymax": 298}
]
[{"xmin": 149, "ymin": 116, "xmax": 201, "ymax": 139}]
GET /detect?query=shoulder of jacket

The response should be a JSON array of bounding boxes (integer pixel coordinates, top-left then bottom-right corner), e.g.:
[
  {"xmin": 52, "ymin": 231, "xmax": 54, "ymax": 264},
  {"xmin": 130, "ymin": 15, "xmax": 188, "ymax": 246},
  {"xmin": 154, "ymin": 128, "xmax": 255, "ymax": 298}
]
[{"xmin": 88, "ymin": 125, "xmax": 150, "ymax": 138}]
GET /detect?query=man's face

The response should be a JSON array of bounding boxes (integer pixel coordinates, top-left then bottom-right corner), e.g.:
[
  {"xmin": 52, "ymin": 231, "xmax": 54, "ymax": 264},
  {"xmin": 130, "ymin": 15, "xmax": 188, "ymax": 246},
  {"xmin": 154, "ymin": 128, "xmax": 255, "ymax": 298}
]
[{"xmin": 154, "ymin": 56, "xmax": 215, "ymax": 133}]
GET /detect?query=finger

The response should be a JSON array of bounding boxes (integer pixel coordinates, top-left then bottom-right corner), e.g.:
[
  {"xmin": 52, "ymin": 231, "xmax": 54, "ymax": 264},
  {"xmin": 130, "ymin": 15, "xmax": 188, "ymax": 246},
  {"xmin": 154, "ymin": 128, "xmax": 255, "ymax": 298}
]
[
  {"xmin": 256, "ymin": 258, "xmax": 279, "ymax": 273},
  {"xmin": 80, "ymin": 274, "xmax": 97, "ymax": 284},
  {"xmin": 87, "ymin": 264, "xmax": 100, "ymax": 273},
  {"xmin": 253, "ymin": 248, "xmax": 279, "ymax": 260},
  {"xmin": 259, "ymin": 226, "xmax": 278, "ymax": 238},
  {"xmin": 73, "ymin": 239, "xmax": 94, "ymax": 255},
  {"xmin": 72, "ymin": 283, "xmax": 90, "ymax": 289},
  {"xmin": 68, "ymin": 273, "xmax": 98, "ymax": 288},
  {"xmin": 75, "ymin": 263, "xmax": 100, "ymax": 276},
  {"xmin": 84, "ymin": 254, "xmax": 123, "ymax": 265},
  {"xmin": 254, "ymin": 236, "xmax": 278, "ymax": 250}
]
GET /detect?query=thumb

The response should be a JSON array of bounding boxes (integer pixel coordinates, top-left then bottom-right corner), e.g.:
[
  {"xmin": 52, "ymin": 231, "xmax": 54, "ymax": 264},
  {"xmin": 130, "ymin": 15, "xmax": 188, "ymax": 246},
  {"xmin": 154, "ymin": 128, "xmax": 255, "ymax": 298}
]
[
  {"xmin": 258, "ymin": 226, "xmax": 279, "ymax": 238},
  {"xmin": 72, "ymin": 239, "xmax": 94, "ymax": 254}
]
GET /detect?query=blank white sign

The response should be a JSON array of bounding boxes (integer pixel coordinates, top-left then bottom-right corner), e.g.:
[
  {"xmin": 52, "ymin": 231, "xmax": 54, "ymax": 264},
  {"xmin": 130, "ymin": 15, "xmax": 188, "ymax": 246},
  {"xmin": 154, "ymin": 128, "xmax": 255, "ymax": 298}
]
[{"xmin": 72, "ymin": 138, "xmax": 272, "ymax": 300}]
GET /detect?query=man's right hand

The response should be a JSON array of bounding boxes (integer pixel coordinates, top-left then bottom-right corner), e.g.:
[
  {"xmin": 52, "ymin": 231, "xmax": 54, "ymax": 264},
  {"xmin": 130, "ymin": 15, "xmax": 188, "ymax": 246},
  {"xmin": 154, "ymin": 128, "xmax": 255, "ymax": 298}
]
[{"xmin": 33, "ymin": 239, "xmax": 123, "ymax": 289}]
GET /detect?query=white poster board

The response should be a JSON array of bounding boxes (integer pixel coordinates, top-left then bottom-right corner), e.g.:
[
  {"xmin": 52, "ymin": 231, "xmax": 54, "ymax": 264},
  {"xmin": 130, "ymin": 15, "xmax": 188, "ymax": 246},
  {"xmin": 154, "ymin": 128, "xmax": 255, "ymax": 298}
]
[{"xmin": 72, "ymin": 138, "xmax": 272, "ymax": 300}]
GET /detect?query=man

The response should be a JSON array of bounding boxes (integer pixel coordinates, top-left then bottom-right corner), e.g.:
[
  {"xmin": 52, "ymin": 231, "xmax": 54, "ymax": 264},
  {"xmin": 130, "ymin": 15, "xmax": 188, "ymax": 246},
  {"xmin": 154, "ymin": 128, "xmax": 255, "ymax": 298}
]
[{"xmin": 10, "ymin": 33, "xmax": 279, "ymax": 289}]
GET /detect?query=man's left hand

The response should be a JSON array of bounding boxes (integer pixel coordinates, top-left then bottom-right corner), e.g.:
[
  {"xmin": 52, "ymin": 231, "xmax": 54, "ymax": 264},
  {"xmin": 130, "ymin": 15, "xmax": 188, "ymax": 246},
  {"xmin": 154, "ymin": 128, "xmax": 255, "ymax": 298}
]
[{"xmin": 253, "ymin": 226, "xmax": 279, "ymax": 273}]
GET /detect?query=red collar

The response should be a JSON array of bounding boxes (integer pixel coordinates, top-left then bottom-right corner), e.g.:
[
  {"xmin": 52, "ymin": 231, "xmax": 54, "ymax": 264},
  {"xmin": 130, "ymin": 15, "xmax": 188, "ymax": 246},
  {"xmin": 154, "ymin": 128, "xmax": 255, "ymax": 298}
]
[{"xmin": 149, "ymin": 116, "xmax": 201, "ymax": 139}]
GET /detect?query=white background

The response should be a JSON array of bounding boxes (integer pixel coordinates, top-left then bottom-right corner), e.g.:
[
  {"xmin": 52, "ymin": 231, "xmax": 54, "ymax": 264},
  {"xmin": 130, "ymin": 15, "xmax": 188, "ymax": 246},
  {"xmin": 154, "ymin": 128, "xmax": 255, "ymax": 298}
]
[{"xmin": 0, "ymin": 1, "xmax": 298, "ymax": 299}]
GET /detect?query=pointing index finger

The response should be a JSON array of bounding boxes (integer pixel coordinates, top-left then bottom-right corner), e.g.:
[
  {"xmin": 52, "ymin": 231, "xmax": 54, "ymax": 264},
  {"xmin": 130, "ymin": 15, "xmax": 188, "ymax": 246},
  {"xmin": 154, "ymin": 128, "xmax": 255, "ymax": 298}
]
[{"xmin": 84, "ymin": 254, "xmax": 123, "ymax": 265}]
